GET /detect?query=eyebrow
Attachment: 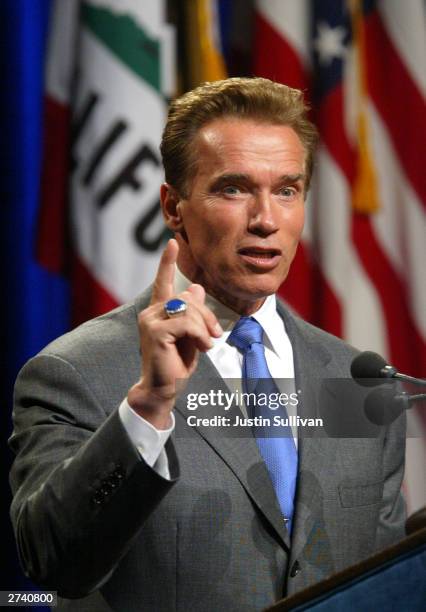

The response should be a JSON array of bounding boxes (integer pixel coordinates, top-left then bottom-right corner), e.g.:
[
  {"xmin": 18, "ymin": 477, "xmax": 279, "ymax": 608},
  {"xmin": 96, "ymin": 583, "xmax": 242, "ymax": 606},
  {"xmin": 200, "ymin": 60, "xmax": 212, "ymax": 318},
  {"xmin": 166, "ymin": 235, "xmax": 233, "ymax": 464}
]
[
  {"xmin": 209, "ymin": 174, "xmax": 250, "ymax": 189},
  {"xmin": 209, "ymin": 173, "xmax": 306, "ymax": 189},
  {"xmin": 278, "ymin": 173, "xmax": 306, "ymax": 183}
]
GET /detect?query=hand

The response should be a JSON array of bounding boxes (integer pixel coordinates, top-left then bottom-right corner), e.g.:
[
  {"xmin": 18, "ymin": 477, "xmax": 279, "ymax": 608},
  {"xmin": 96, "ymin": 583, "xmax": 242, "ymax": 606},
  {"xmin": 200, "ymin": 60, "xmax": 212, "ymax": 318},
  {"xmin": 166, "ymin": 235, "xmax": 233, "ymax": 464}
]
[{"xmin": 127, "ymin": 239, "xmax": 223, "ymax": 429}]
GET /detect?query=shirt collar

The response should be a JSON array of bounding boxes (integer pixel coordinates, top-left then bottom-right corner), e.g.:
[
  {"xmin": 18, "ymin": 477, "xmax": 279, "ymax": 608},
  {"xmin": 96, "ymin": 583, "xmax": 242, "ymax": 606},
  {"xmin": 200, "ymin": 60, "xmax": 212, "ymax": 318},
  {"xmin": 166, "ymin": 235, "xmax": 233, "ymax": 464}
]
[
  {"xmin": 174, "ymin": 266, "xmax": 284, "ymax": 355},
  {"xmin": 250, "ymin": 294, "xmax": 284, "ymax": 357}
]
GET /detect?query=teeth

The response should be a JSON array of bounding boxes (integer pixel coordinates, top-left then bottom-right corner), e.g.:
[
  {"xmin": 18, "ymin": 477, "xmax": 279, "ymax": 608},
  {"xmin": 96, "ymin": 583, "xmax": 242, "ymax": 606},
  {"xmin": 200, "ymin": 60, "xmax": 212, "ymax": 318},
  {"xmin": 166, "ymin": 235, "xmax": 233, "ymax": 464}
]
[
  {"xmin": 244, "ymin": 251, "xmax": 274, "ymax": 257},
  {"xmin": 247, "ymin": 251, "xmax": 263, "ymax": 254}
]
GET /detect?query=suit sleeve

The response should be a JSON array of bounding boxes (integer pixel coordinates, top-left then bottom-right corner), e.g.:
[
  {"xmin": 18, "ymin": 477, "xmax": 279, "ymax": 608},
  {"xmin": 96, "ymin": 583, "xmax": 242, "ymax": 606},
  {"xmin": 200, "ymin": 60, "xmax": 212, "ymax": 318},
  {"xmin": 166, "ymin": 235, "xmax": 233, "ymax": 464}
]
[
  {"xmin": 9, "ymin": 353, "xmax": 179, "ymax": 598},
  {"xmin": 375, "ymin": 411, "xmax": 407, "ymax": 550}
]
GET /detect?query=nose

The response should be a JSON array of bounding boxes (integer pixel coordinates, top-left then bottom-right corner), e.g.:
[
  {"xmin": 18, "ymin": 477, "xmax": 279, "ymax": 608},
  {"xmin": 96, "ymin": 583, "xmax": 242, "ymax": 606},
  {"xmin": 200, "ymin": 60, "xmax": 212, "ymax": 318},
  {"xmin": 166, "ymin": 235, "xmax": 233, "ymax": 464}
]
[{"xmin": 247, "ymin": 192, "xmax": 279, "ymax": 236}]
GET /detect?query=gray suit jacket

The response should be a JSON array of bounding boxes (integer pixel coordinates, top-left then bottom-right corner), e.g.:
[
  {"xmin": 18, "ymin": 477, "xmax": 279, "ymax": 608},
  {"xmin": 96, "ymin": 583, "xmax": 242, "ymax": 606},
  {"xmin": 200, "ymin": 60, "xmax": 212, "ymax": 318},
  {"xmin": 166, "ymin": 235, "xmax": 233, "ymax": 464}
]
[{"xmin": 9, "ymin": 290, "xmax": 406, "ymax": 611}]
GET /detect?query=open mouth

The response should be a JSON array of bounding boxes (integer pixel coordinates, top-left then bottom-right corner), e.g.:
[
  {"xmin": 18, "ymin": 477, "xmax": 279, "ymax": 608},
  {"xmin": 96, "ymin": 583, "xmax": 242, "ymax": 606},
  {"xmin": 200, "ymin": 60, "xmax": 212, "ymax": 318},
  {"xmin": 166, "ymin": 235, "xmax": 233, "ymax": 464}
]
[
  {"xmin": 238, "ymin": 247, "xmax": 282, "ymax": 268},
  {"xmin": 238, "ymin": 247, "xmax": 281, "ymax": 259}
]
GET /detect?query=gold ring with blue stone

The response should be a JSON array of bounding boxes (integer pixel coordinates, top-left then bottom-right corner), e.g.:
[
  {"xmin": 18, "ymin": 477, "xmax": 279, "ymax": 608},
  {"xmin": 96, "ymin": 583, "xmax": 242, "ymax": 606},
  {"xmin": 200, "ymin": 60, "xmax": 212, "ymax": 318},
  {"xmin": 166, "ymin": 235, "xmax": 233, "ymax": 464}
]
[{"xmin": 164, "ymin": 298, "xmax": 187, "ymax": 317}]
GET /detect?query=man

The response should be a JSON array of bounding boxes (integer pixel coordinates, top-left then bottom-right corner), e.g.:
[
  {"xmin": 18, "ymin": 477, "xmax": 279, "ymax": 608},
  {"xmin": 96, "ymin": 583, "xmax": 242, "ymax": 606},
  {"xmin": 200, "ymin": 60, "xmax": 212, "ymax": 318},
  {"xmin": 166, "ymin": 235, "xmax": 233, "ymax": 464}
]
[{"xmin": 9, "ymin": 78, "xmax": 405, "ymax": 611}]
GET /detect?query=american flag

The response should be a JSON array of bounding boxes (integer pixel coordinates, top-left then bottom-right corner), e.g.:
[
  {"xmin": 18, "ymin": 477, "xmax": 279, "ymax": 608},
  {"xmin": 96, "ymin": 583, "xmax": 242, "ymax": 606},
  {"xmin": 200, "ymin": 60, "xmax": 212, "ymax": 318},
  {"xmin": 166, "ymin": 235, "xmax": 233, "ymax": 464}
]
[{"xmin": 254, "ymin": 0, "xmax": 426, "ymax": 513}]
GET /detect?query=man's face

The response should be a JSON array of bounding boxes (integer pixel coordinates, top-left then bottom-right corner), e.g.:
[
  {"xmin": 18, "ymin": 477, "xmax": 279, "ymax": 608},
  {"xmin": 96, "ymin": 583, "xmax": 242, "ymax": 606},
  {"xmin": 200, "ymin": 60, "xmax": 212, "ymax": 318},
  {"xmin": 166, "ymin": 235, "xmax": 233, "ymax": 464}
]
[{"xmin": 167, "ymin": 118, "xmax": 307, "ymax": 314}]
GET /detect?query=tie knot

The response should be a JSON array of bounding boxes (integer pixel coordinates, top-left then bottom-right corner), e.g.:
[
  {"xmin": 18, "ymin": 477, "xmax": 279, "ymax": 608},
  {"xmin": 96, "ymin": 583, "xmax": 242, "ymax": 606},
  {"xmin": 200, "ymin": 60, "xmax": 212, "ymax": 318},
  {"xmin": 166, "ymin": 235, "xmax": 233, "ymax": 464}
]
[{"xmin": 229, "ymin": 317, "xmax": 264, "ymax": 352}]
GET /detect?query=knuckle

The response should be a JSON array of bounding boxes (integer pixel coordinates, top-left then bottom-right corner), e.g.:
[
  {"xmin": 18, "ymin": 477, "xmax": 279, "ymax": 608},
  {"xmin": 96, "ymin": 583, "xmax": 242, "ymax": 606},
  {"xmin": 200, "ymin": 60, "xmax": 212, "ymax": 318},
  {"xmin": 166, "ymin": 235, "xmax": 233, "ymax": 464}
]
[
  {"xmin": 138, "ymin": 305, "xmax": 157, "ymax": 323},
  {"xmin": 187, "ymin": 308, "xmax": 205, "ymax": 328},
  {"xmin": 179, "ymin": 290, "xmax": 193, "ymax": 303},
  {"xmin": 149, "ymin": 320, "xmax": 162, "ymax": 335},
  {"xmin": 137, "ymin": 311, "xmax": 149, "ymax": 327}
]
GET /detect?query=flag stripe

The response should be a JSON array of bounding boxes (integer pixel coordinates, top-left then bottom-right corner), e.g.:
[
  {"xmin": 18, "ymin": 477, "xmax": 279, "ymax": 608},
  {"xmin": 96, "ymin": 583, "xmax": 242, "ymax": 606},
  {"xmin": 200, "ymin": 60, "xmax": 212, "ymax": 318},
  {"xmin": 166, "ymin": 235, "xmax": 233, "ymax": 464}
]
[
  {"xmin": 278, "ymin": 247, "xmax": 313, "ymax": 320},
  {"xmin": 352, "ymin": 215, "xmax": 425, "ymax": 375},
  {"xmin": 279, "ymin": 245, "xmax": 343, "ymax": 338},
  {"xmin": 378, "ymin": 0, "xmax": 426, "ymax": 98},
  {"xmin": 316, "ymin": 85, "xmax": 355, "ymax": 184},
  {"xmin": 36, "ymin": 96, "xmax": 71, "ymax": 274},
  {"xmin": 256, "ymin": 0, "xmax": 310, "ymax": 68},
  {"xmin": 71, "ymin": 254, "xmax": 119, "ymax": 327},
  {"xmin": 81, "ymin": 3, "xmax": 162, "ymax": 93},
  {"xmin": 311, "ymin": 148, "xmax": 387, "ymax": 353},
  {"xmin": 364, "ymin": 11, "xmax": 426, "ymax": 207},
  {"xmin": 182, "ymin": 0, "xmax": 227, "ymax": 86},
  {"xmin": 253, "ymin": 12, "xmax": 309, "ymax": 92}
]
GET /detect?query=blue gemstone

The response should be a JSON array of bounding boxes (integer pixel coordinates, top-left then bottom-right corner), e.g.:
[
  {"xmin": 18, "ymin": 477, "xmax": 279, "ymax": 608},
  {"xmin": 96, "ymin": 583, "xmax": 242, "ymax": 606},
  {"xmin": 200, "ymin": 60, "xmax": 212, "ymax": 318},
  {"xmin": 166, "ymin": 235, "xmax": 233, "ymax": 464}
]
[{"xmin": 165, "ymin": 298, "xmax": 186, "ymax": 313}]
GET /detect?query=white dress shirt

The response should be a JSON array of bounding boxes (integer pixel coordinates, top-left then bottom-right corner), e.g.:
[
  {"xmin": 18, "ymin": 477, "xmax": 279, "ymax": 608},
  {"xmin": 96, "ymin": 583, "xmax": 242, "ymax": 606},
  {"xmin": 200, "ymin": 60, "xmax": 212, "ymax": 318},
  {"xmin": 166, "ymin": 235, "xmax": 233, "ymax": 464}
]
[{"xmin": 119, "ymin": 268, "xmax": 297, "ymax": 478}]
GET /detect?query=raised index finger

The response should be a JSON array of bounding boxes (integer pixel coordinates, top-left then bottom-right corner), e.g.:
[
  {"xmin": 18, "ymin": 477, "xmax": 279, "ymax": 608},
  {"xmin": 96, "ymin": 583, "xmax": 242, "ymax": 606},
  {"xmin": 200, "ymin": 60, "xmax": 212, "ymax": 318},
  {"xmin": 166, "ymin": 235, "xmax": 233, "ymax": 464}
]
[{"xmin": 150, "ymin": 238, "xmax": 179, "ymax": 304}]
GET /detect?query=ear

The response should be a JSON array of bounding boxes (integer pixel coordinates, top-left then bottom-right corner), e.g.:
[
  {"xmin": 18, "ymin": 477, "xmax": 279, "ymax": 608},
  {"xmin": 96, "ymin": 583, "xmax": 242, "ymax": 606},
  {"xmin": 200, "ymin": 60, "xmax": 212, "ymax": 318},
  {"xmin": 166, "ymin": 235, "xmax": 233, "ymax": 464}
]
[{"xmin": 160, "ymin": 183, "xmax": 184, "ymax": 231}]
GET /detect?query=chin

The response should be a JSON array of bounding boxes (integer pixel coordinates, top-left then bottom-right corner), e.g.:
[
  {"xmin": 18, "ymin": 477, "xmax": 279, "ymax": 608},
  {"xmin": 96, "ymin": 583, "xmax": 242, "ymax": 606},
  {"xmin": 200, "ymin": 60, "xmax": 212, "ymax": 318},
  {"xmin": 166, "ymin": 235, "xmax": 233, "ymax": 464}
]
[
  {"xmin": 246, "ymin": 272, "xmax": 286, "ymax": 292},
  {"xmin": 233, "ymin": 278, "xmax": 282, "ymax": 301}
]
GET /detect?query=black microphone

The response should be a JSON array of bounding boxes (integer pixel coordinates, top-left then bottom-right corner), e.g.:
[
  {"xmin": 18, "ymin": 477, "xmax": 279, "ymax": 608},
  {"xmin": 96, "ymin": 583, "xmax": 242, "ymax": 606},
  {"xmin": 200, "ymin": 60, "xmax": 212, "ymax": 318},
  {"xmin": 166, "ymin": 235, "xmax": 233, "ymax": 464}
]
[
  {"xmin": 351, "ymin": 351, "xmax": 426, "ymax": 387},
  {"xmin": 364, "ymin": 387, "xmax": 426, "ymax": 425}
]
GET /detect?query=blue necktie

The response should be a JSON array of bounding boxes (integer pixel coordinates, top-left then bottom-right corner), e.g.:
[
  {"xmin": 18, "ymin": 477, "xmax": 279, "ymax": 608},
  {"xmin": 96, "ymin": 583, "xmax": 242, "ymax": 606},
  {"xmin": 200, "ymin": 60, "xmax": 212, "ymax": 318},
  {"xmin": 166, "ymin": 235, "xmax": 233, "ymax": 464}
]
[{"xmin": 229, "ymin": 317, "xmax": 298, "ymax": 533}]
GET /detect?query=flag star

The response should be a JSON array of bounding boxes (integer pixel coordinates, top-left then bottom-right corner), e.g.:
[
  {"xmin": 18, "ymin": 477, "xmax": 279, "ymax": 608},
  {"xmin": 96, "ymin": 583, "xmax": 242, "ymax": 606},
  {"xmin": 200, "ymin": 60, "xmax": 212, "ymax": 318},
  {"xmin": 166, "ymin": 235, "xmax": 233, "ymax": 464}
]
[{"xmin": 314, "ymin": 22, "xmax": 347, "ymax": 66}]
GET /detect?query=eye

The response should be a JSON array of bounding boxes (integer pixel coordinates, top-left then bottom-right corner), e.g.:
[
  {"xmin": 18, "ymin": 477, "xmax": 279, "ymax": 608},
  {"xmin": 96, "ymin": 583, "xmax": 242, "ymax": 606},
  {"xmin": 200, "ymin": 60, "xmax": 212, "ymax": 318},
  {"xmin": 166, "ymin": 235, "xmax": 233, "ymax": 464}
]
[
  {"xmin": 222, "ymin": 185, "xmax": 243, "ymax": 195},
  {"xmin": 279, "ymin": 186, "xmax": 297, "ymax": 198}
]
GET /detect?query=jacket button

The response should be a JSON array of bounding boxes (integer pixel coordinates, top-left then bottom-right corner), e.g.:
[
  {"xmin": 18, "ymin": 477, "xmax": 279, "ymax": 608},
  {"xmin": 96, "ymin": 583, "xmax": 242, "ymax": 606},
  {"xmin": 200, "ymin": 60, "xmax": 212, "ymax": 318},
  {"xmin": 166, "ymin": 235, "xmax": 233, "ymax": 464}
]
[{"xmin": 290, "ymin": 560, "xmax": 301, "ymax": 577}]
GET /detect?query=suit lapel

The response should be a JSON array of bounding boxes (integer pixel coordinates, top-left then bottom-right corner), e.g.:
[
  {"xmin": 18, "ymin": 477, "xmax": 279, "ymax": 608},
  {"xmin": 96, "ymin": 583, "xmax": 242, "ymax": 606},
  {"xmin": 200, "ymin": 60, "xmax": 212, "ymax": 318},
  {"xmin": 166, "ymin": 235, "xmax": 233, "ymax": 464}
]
[{"xmin": 278, "ymin": 304, "xmax": 339, "ymax": 561}]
